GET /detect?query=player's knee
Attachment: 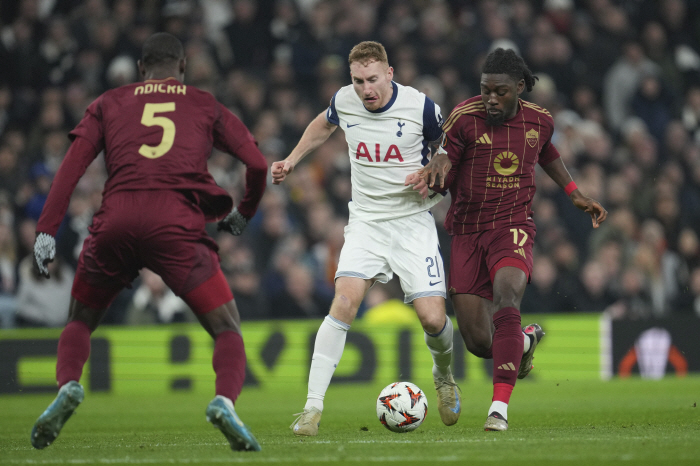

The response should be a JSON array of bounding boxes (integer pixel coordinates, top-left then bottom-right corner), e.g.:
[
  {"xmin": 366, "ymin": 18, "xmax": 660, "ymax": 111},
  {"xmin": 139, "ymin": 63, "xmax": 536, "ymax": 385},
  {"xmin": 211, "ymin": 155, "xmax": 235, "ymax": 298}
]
[
  {"xmin": 492, "ymin": 292, "xmax": 521, "ymax": 311},
  {"xmin": 419, "ymin": 313, "xmax": 445, "ymax": 335},
  {"xmin": 211, "ymin": 319, "xmax": 240, "ymax": 337},
  {"xmin": 465, "ymin": 340, "xmax": 492, "ymax": 358},
  {"xmin": 463, "ymin": 329, "xmax": 492, "ymax": 358},
  {"xmin": 197, "ymin": 303, "xmax": 241, "ymax": 338},
  {"xmin": 330, "ymin": 293, "xmax": 359, "ymax": 322},
  {"xmin": 67, "ymin": 299, "xmax": 104, "ymax": 332}
]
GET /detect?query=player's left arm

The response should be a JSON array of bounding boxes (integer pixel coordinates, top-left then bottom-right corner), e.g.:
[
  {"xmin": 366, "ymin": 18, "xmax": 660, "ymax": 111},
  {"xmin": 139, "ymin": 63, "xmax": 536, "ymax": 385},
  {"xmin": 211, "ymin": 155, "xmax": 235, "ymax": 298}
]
[{"xmin": 540, "ymin": 156, "xmax": 608, "ymax": 228}]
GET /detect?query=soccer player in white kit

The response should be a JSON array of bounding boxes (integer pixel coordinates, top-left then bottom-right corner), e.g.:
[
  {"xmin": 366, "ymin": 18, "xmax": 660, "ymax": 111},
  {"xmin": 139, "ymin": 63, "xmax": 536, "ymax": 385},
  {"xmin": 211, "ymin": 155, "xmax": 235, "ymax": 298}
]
[{"xmin": 271, "ymin": 41, "xmax": 461, "ymax": 436}]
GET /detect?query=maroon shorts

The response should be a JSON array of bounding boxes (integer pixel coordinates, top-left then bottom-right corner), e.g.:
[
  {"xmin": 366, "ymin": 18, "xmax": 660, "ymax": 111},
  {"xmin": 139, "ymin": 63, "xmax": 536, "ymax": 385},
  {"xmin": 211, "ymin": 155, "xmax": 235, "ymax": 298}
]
[
  {"xmin": 447, "ymin": 223, "xmax": 536, "ymax": 300},
  {"xmin": 72, "ymin": 190, "xmax": 226, "ymax": 310}
]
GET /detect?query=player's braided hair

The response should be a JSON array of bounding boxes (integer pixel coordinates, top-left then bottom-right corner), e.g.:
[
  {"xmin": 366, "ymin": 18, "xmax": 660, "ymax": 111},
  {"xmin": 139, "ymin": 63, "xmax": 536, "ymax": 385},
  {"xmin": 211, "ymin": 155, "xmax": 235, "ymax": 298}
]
[
  {"xmin": 348, "ymin": 41, "xmax": 389, "ymax": 67},
  {"xmin": 482, "ymin": 48, "xmax": 538, "ymax": 92},
  {"xmin": 141, "ymin": 32, "xmax": 184, "ymax": 68}
]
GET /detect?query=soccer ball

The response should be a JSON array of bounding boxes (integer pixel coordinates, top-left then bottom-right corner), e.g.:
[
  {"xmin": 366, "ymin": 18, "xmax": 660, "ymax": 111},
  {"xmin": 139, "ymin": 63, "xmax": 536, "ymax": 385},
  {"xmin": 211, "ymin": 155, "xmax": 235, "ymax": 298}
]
[{"xmin": 376, "ymin": 381, "xmax": 428, "ymax": 433}]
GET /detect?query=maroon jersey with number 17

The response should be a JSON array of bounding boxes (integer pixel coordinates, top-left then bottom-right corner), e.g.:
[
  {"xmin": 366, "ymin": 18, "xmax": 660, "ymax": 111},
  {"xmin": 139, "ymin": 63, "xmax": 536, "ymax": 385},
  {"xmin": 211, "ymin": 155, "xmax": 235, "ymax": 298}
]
[
  {"xmin": 37, "ymin": 77, "xmax": 266, "ymax": 236},
  {"xmin": 441, "ymin": 96, "xmax": 561, "ymax": 235}
]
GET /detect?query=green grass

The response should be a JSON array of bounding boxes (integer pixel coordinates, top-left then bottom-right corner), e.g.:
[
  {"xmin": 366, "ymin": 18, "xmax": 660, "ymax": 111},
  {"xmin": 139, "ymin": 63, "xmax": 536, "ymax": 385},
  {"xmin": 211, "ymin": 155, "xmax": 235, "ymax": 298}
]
[{"xmin": 1, "ymin": 378, "xmax": 699, "ymax": 465}]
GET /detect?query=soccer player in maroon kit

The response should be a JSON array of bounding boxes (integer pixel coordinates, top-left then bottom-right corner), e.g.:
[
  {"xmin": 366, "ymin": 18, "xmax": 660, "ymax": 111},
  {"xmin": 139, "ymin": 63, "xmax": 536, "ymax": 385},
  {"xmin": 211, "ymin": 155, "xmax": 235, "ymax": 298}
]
[
  {"xmin": 30, "ymin": 33, "xmax": 266, "ymax": 451},
  {"xmin": 414, "ymin": 48, "xmax": 607, "ymax": 431}
]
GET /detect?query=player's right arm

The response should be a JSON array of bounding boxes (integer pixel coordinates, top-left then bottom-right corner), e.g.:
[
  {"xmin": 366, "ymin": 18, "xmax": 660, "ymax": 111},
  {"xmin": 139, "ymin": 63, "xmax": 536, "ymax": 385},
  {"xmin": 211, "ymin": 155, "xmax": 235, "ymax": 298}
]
[
  {"xmin": 541, "ymin": 157, "xmax": 608, "ymax": 228},
  {"xmin": 271, "ymin": 111, "xmax": 337, "ymax": 185},
  {"xmin": 34, "ymin": 136, "xmax": 100, "ymax": 276},
  {"xmin": 410, "ymin": 122, "xmax": 466, "ymax": 199}
]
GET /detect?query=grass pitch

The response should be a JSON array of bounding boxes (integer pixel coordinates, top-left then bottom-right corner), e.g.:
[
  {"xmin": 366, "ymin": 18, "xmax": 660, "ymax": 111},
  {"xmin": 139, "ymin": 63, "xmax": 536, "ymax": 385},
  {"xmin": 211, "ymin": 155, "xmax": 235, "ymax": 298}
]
[{"xmin": 1, "ymin": 377, "xmax": 699, "ymax": 465}]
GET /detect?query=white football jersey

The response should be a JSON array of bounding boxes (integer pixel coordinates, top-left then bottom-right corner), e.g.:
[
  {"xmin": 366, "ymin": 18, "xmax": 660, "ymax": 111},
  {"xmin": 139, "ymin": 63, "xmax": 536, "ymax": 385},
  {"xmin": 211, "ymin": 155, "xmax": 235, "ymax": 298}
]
[{"xmin": 327, "ymin": 81, "xmax": 445, "ymax": 221}]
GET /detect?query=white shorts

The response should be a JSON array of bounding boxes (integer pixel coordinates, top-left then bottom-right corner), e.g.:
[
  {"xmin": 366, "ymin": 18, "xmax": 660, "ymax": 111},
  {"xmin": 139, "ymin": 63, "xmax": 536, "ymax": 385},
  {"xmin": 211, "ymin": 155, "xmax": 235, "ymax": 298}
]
[{"xmin": 335, "ymin": 210, "xmax": 447, "ymax": 303}]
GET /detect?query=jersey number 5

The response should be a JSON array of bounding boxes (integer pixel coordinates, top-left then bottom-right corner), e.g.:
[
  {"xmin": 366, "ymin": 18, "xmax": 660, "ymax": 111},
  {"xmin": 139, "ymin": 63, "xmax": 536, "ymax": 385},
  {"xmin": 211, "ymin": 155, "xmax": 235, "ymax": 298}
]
[{"xmin": 139, "ymin": 102, "xmax": 176, "ymax": 159}]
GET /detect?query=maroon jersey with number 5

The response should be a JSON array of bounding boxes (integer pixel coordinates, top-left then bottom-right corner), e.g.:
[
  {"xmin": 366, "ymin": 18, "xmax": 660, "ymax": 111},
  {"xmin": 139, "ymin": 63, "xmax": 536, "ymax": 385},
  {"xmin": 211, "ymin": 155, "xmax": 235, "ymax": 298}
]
[
  {"xmin": 441, "ymin": 96, "xmax": 561, "ymax": 235},
  {"xmin": 37, "ymin": 77, "xmax": 266, "ymax": 236}
]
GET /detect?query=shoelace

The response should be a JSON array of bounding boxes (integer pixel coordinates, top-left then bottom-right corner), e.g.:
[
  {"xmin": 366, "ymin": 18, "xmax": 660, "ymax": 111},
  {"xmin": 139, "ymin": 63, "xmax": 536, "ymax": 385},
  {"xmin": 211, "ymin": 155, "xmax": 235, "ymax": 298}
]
[
  {"xmin": 435, "ymin": 377, "xmax": 461, "ymax": 393},
  {"xmin": 290, "ymin": 410, "xmax": 315, "ymax": 429}
]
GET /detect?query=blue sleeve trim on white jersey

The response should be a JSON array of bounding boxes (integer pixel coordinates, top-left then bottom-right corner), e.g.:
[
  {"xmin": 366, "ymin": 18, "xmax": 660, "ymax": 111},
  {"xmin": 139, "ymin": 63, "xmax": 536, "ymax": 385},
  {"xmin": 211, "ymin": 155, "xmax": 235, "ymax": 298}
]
[
  {"xmin": 327, "ymin": 92, "xmax": 339, "ymax": 125},
  {"xmin": 422, "ymin": 96, "xmax": 443, "ymax": 142}
]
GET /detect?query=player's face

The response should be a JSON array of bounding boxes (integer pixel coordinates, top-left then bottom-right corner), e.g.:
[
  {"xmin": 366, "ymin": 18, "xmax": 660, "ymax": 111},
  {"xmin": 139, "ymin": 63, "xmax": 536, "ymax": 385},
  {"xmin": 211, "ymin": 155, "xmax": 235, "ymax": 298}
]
[
  {"xmin": 480, "ymin": 73, "xmax": 524, "ymax": 126},
  {"xmin": 350, "ymin": 60, "xmax": 394, "ymax": 111}
]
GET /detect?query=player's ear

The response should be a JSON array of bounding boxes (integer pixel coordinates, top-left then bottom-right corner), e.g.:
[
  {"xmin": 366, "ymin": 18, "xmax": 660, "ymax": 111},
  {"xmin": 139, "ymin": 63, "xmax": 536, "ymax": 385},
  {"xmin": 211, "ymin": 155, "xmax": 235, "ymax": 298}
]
[
  {"xmin": 387, "ymin": 66, "xmax": 394, "ymax": 80},
  {"xmin": 137, "ymin": 60, "xmax": 146, "ymax": 79},
  {"xmin": 179, "ymin": 58, "xmax": 186, "ymax": 74},
  {"xmin": 516, "ymin": 79, "xmax": 525, "ymax": 95}
]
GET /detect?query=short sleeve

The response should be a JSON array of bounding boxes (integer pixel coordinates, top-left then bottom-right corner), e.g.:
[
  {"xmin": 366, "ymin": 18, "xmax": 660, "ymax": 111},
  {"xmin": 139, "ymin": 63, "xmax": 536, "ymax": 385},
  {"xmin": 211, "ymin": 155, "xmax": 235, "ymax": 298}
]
[
  {"xmin": 537, "ymin": 122, "xmax": 561, "ymax": 166},
  {"xmin": 68, "ymin": 96, "xmax": 105, "ymax": 153},
  {"xmin": 422, "ymin": 96, "xmax": 443, "ymax": 142},
  {"xmin": 326, "ymin": 92, "xmax": 339, "ymax": 126}
]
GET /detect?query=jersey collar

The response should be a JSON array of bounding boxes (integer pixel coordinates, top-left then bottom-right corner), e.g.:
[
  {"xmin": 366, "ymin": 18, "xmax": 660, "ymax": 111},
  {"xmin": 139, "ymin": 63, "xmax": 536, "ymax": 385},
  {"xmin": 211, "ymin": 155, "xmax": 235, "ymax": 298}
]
[
  {"xmin": 509, "ymin": 99, "xmax": 524, "ymax": 121},
  {"xmin": 144, "ymin": 77, "xmax": 181, "ymax": 84},
  {"xmin": 366, "ymin": 81, "xmax": 398, "ymax": 113}
]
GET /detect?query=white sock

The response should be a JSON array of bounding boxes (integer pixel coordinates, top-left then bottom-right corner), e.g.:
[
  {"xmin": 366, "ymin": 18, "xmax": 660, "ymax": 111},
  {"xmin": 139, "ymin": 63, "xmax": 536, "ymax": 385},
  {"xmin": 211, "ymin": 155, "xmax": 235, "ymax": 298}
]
[
  {"xmin": 304, "ymin": 315, "xmax": 350, "ymax": 411},
  {"xmin": 488, "ymin": 400, "xmax": 508, "ymax": 420},
  {"xmin": 523, "ymin": 331, "xmax": 532, "ymax": 354},
  {"xmin": 424, "ymin": 316, "xmax": 454, "ymax": 379}
]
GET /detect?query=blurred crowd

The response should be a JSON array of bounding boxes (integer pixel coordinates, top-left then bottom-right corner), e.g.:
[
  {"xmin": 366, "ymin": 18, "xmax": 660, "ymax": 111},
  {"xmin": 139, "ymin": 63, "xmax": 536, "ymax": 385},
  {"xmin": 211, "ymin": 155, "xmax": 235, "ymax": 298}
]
[{"xmin": 1, "ymin": 0, "xmax": 700, "ymax": 328}]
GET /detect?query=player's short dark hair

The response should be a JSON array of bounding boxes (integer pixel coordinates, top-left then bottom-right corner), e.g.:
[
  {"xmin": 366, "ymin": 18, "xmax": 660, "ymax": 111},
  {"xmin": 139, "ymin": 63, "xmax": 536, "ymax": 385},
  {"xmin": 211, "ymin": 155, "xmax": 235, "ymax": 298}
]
[
  {"xmin": 348, "ymin": 41, "xmax": 389, "ymax": 67},
  {"xmin": 141, "ymin": 32, "xmax": 184, "ymax": 68},
  {"xmin": 482, "ymin": 48, "xmax": 538, "ymax": 92}
]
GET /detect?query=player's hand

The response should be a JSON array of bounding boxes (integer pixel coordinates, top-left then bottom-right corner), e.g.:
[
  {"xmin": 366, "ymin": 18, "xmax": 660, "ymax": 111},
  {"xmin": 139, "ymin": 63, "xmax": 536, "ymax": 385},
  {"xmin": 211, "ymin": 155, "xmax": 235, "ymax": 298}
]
[
  {"xmin": 405, "ymin": 171, "xmax": 430, "ymax": 199},
  {"xmin": 33, "ymin": 232, "xmax": 56, "ymax": 278},
  {"xmin": 217, "ymin": 207, "xmax": 249, "ymax": 236},
  {"xmin": 420, "ymin": 152, "xmax": 451, "ymax": 189},
  {"xmin": 572, "ymin": 195, "xmax": 608, "ymax": 228},
  {"xmin": 271, "ymin": 160, "xmax": 295, "ymax": 185}
]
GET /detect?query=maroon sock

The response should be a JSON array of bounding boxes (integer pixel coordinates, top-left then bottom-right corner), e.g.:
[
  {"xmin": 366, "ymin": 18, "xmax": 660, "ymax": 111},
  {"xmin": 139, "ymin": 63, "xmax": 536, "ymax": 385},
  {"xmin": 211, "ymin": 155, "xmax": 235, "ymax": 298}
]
[
  {"xmin": 213, "ymin": 330, "xmax": 246, "ymax": 403},
  {"xmin": 491, "ymin": 306, "xmax": 522, "ymax": 387},
  {"xmin": 56, "ymin": 321, "xmax": 91, "ymax": 388},
  {"xmin": 493, "ymin": 382, "xmax": 514, "ymax": 404}
]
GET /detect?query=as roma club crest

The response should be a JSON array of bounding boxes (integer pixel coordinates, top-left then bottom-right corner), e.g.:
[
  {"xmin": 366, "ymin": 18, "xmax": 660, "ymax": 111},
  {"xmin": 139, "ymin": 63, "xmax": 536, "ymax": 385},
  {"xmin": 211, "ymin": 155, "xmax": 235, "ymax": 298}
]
[{"xmin": 526, "ymin": 128, "xmax": 539, "ymax": 148}]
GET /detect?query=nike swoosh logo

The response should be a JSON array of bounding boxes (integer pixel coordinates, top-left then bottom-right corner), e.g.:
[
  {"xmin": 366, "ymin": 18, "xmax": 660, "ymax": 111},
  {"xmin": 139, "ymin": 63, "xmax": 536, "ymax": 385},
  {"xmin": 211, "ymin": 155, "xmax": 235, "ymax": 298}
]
[
  {"xmin": 429, "ymin": 281, "xmax": 442, "ymax": 286},
  {"xmin": 451, "ymin": 388, "xmax": 461, "ymax": 414},
  {"xmin": 347, "ymin": 123, "xmax": 360, "ymax": 128}
]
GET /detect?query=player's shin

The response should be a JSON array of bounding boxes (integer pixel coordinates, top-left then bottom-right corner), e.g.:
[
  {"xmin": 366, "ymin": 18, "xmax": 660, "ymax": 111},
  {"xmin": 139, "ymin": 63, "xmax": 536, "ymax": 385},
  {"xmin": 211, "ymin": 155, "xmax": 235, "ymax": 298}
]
[
  {"xmin": 424, "ymin": 316, "xmax": 454, "ymax": 379},
  {"xmin": 488, "ymin": 306, "xmax": 522, "ymax": 423},
  {"xmin": 291, "ymin": 315, "xmax": 349, "ymax": 436},
  {"xmin": 213, "ymin": 330, "xmax": 246, "ymax": 403},
  {"xmin": 56, "ymin": 321, "xmax": 91, "ymax": 387},
  {"xmin": 425, "ymin": 316, "xmax": 462, "ymax": 426},
  {"xmin": 306, "ymin": 315, "xmax": 350, "ymax": 411}
]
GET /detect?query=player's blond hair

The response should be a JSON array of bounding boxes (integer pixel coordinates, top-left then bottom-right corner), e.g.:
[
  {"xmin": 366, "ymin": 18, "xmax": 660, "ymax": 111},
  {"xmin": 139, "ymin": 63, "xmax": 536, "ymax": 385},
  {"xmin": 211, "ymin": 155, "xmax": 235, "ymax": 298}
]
[{"xmin": 348, "ymin": 41, "xmax": 389, "ymax": 67}]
